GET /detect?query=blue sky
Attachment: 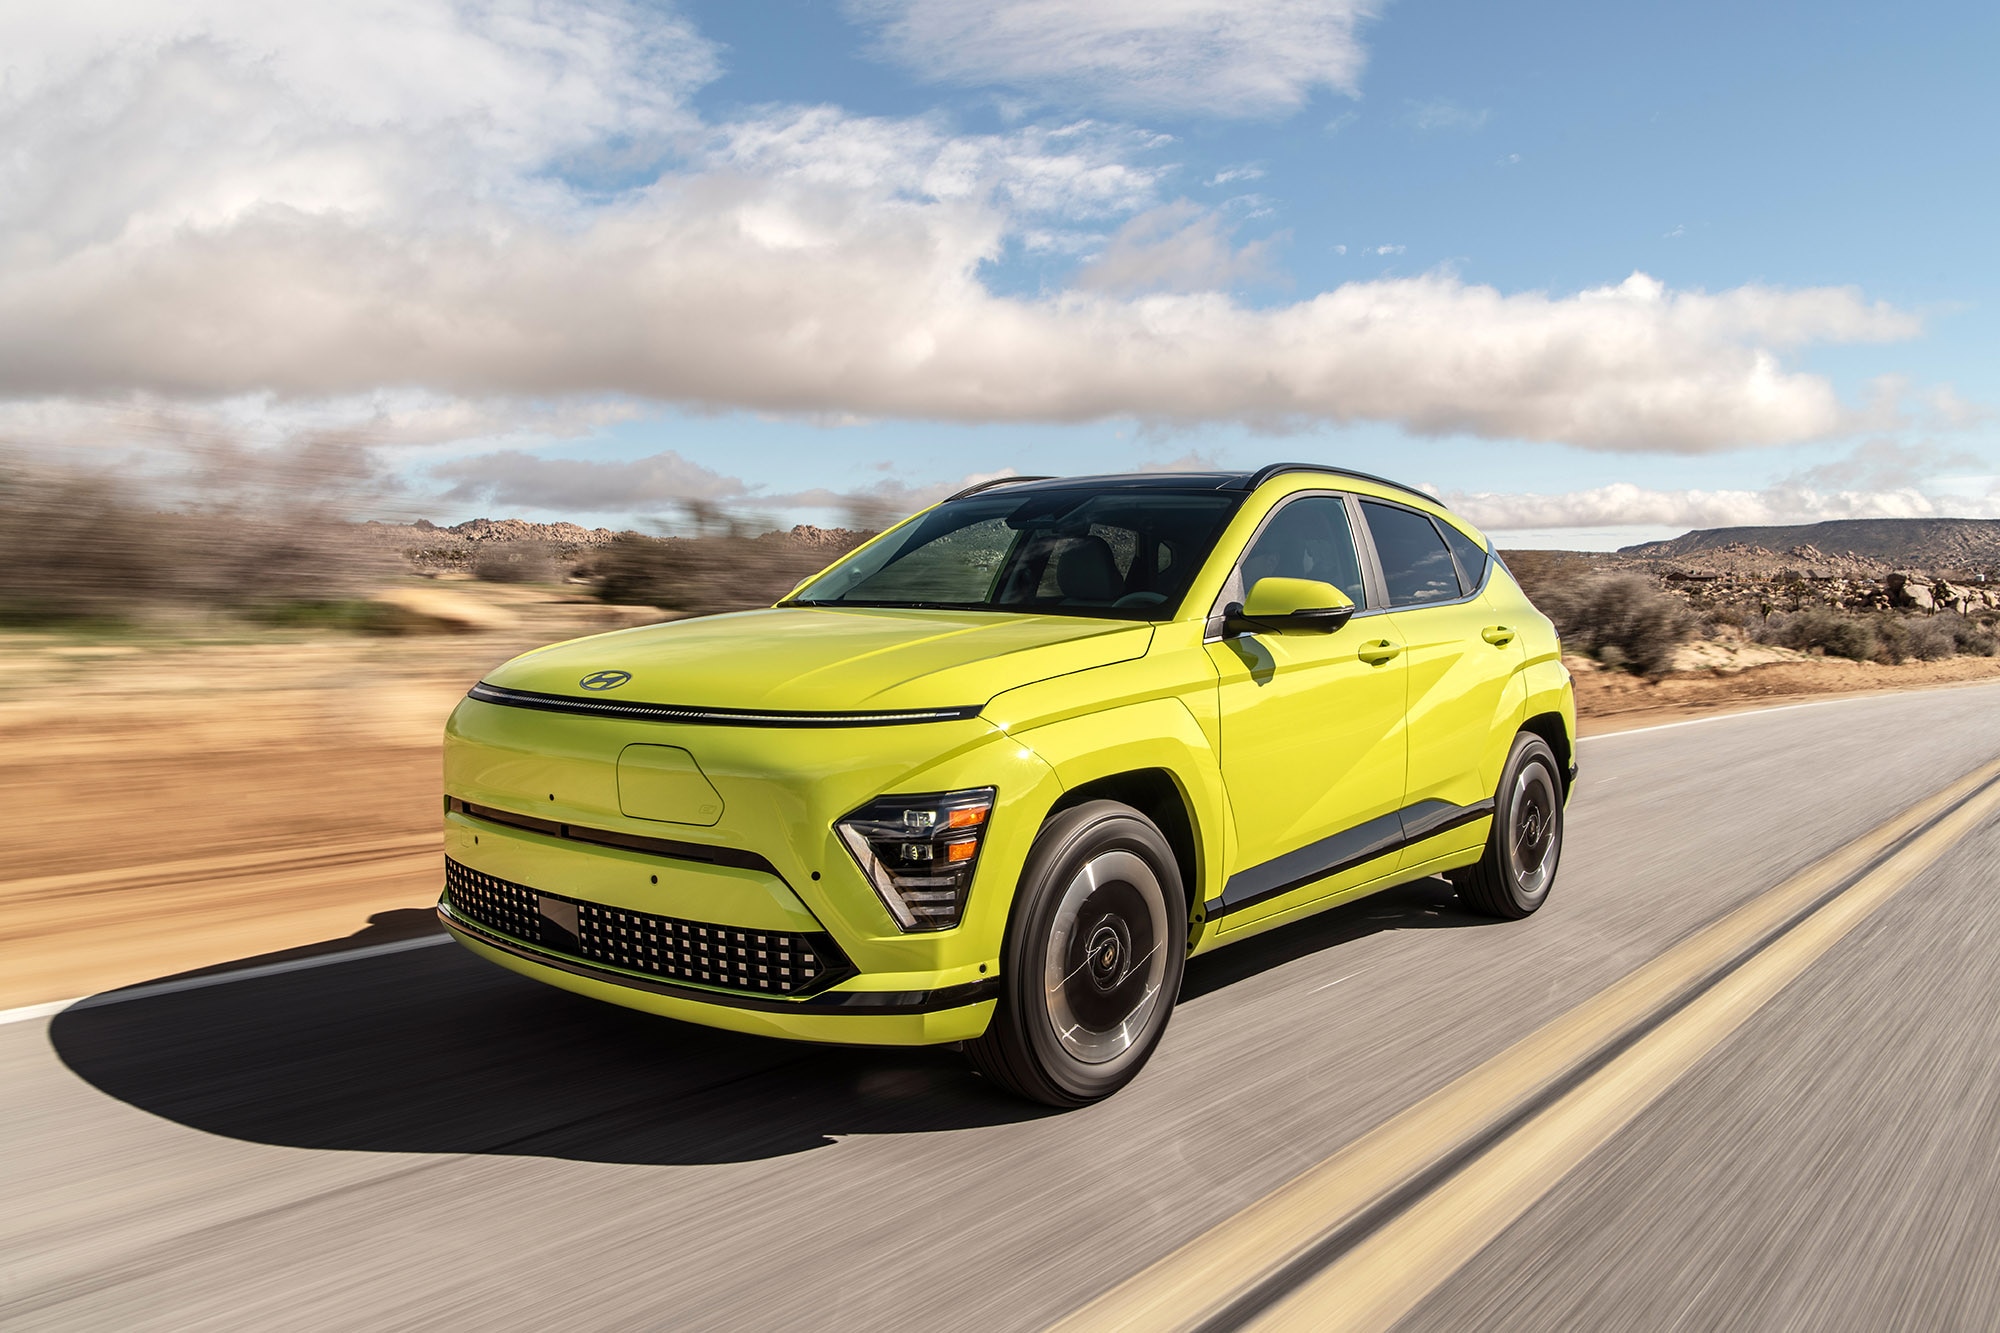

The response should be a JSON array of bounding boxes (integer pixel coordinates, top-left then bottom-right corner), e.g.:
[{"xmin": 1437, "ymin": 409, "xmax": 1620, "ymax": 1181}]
[{"xmin": 4, "ymin": 0, "xmax": 1995, "ymax": 547}]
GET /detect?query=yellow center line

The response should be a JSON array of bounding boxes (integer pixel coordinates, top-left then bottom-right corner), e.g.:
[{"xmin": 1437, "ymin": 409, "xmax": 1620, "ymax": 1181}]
[
  {"xmin": 1253, "ymin": 770, "xmax": 2000, "ymax": 1331},
  {"xmin": 1050, "ymin": 755, "xmax": 2000, "ymax": 1333}
]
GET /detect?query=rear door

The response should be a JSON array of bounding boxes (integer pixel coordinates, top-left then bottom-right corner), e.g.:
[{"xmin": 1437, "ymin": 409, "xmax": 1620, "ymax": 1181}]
[
  {"xmin": 1357, "ymin": 500, "xmax": 1523, "ymax": 865},
  {"xmin": 1202, "ymin": 493, "xmax": 1410, "ymax": 927}
]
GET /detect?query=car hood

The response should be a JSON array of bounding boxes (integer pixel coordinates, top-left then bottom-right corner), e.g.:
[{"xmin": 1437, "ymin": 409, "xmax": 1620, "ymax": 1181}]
[{"xmin": 481, "ymin": 606, "xmax": 1154, "ymax": 713}]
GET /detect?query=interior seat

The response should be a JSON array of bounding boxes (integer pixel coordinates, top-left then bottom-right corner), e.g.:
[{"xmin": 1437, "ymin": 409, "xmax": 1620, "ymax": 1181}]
[{"xmin": 1055, "ymin": 536, "xmax": 1125, "ymax": 603}]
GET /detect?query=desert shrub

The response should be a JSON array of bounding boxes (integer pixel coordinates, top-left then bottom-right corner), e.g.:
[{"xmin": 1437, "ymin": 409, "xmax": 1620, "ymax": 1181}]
[
  {"xmin": 1871, "ymin": 616, "xmax": 1912, "ymax": 665},
  {"xmin": 1934, "ymin": 611, "xmax": 1999, "ymax": 657},
  {"xmin": 1500, "ymin": 550, "xmax": 1601, "ymax": 612},
  {"xmin": 1762, "ymin": 606, "xmax": 1877, "ymax": 661},
  {"xmin": 0, "ymin": 464, "xmax": 160, "ymax": 623},
  {"xmin": 0, "ymin": 452, "xmax": 385, "ymax": 627},
  {"xmin": 471, "ymin": 541, "xmax": 557, "ymax": 584},
  {"xmin": 1903, "ymin": 617, "xmax": 1958, "ymax": 661},
  {"xmin": 1706, "ymin": 605, "xmax": 1749, "ymax": 630},
  {"xmin": 591, "ymin": 528, "xmax": 869, "ymax": 615},
  {"xmin": 1536, "ymin": 573, "xmax": 1696, "ymax": 675}
]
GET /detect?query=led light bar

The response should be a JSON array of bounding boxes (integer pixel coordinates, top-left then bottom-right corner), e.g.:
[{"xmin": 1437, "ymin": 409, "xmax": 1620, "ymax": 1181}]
[{"xmin": 836, "ymin": 787, "xmax": 997, "ymax": 931}]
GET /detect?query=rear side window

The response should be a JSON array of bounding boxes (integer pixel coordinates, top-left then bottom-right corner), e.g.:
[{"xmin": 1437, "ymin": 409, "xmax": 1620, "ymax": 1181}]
[
  {"xmin": 1437, "ymin": 521, "xmax": 1490, "ymax": 592},
  {"xmin": 1361, "ymin": 502, "xmax": 1460, "ymax": 606},
  {"xmin": 1235, "ymin": 496, "xmax": 1366, "ymax": 607}
]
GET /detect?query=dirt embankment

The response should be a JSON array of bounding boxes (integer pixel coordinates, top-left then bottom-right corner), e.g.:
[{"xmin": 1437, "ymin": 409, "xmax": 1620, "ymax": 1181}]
[
  {"xmin": 0, "ymin": 585, "xmax": 668, "ymax": 1007},
  {"xmin": 1575, "ymin": 652, "xmax": 2000, "ymax": 734},
  {"xmin": 6, "ymin": 588, "xmax": 2000, "ymax": 1009}
]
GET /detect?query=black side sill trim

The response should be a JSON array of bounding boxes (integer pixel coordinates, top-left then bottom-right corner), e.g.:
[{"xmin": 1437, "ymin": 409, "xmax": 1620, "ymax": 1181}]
[
  {"xmin": 450, "ymin": 798, "xmax": 782, "ymax": 880},
  {"xmin": 439, "ymin": 905, "xmax": 1001, "ymax": 1015},
  {"xmin": 1203, "ymin": 797, "xmax": 1496, "ymax": 921},
  {"xmin": 466, "ymin": 682, "xmax": 983, "ymax": 729}
]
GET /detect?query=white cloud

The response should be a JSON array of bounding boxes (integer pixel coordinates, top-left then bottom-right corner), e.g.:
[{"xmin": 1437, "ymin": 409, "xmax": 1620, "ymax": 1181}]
[
  {"xmin": 1454, "ymin": 482, "xmax": 1946, "ymax": 533},
  {"xmin": 1408, "ymin": 99, "xmax": 1489, "ymax": 131},
  {"xmin": 1074, "ymin": 202, "xmax": 1279, "ymax": 294},
  {"xmin": 0, "ymin": 392, "xmax": 641, "ymax": 457},
  {"xmin": 0, "ymin": 1, "xmax": 1938, "ymax": 463},
  {"xmin": 1205, "ymin": 165, "xmax": 1266, "ymax": 187},
  {"xmin": 432, "ymin": 448, "xmax": 750, "ymax": 511},
  {"xmin": 1456, "ymin": 442, "xmax": 2000, "ymax": 534},
  {"xmin": 428, "ymin": 446, "xmax": 997, "ymax": 526},
  {"xmin": 845, "ymin": 0, "xmax": 1377, "ymax": 118}
]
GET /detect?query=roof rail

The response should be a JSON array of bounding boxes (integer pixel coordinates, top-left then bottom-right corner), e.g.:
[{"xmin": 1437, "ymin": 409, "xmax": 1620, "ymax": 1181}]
[
  {"xmin": 946, "ymin": 475, "xmax": 1056, "ymax": 502},
  {"xmin": 1230, "ymin": 462, "xmax": 1438, "ymax": 506}
]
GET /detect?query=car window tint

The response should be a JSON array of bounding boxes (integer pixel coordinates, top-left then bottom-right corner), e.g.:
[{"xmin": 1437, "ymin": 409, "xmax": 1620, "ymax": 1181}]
[
  {"xmin": 797, "ymin": 489, "xmax": 1242, "ymax": 619},
  {"xmin": 1031, "ymin": 524, "xmax": 1137, "ymax": 600},
  {"xmin": 1438, "ymin": 521, "xmax": 1489, "ymax": 593},
  {"xmin": 1237, "ymin": 496, "xmax": 1365, "ymax": 606},
  {"xmin": 842, "ymin": 516, "xmax": 1015, "ymax": 602},
  {"xmin": 1362, "ymin": 501, "xmax": 1460, "ymax": 606}
]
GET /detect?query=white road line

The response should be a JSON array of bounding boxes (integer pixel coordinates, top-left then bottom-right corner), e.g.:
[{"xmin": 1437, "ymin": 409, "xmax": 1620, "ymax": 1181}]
[
  {"xmin": 0, "ymin": 934, "xmax": 452, "ymax": 1028},
  {"xmin": 1579, "ymin": 677, "xmax": 2000, "ymax": 743}
]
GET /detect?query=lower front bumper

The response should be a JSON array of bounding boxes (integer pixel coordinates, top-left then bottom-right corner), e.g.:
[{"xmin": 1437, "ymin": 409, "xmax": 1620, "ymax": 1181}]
[{"xmin": 439, "ymin": 903, "xmax": 999, "ymax": 1046}]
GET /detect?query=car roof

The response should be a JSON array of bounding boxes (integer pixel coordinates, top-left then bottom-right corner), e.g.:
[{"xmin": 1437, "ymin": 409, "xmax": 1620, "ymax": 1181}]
[{"xmin": 950, "ymin": 463, "xmax": 1439, "ymax": 509}]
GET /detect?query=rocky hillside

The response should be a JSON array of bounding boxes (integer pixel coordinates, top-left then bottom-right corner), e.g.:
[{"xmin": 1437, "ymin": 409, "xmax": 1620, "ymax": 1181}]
[
  {"xmin": 1622, "ymin": 518, "xmax": 2000, "ymax": 570},
  {"xmin": 359, "ymin": 517, "xmax": 862, "ymax": 575},
  {"xmin": 358, "ymin": 518, "xmax": 625, "ymax": 571}
]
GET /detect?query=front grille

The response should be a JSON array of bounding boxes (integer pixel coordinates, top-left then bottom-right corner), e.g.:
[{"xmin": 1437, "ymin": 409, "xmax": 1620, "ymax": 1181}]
[{"xmin": 444, "ymin": 857, "xmax": 849, "ymax": 997}]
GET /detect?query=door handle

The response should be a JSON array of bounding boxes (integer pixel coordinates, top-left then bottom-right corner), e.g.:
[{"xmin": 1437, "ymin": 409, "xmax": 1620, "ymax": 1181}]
[
  {"xmin": 1482, "ymin": 625, "xmax": 1516, "ymax": 646},
  {"xmin": 1357, "ymin": 640, "xmax": 1401, "ymax": 665}
]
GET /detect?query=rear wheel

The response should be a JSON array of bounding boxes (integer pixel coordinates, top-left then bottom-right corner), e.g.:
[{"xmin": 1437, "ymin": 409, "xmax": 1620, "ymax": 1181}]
[
  {"xmin": 968, "ymin": 801, "xmax": 1186, "ymax": 1106},
  {"xmin": 1452, "ymin": 733, "xmax": 1564, "ymax": 919}
]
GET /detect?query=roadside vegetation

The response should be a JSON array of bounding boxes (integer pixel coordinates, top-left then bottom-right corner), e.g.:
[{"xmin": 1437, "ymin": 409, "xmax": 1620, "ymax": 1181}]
[
  {"xmin": 1507, "ymin": 549, "xmax": 2000, "ymax": 675},
  {"xmin": 0, "ymin": 451, "xmax": 868, "ymax": 632},
  {"xmin": 589, "ymin": 526, "xmax": 867, "ymax": 614},
  {"xmin": 8, "ymin": 449, "xmax": 1994, "ymax": 672},
  {"xmin": 0, "ymin": 452, "xmax": 386, "ymax": 628}
]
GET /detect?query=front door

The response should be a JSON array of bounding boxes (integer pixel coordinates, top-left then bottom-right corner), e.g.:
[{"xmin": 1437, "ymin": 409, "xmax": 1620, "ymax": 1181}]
[{"xmin": 1203, "ymin": 494, "xmax": 1409, "ymax": 928}]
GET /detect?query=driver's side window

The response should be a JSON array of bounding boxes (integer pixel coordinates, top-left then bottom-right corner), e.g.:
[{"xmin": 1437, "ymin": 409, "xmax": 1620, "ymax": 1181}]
[{"xmin": 1232, "ymin": 496, "xmax": 1366, "ymax": 608}]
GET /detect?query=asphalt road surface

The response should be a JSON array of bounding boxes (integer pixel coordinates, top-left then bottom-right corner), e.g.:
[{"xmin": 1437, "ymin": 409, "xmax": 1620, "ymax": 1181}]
[{"xmin": 6, "ymin": 683, "xmax": 2000, "ymax": 1332}]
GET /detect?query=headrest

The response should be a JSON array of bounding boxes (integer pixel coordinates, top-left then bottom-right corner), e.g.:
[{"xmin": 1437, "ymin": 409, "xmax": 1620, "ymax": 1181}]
[{"xmin": 1056, "ymin": 536, "xmax": 1123, "ymax": 603}]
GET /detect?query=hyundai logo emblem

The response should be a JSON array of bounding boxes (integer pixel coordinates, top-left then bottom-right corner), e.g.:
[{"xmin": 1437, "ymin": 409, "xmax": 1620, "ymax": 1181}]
[{"xmin": 578, "ymin": 670, "xmax": 632, "ymax": 691}]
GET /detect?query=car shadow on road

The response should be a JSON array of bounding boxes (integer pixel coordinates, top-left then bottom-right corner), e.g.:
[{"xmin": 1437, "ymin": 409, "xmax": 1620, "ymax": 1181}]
[
  {"xmin": 1182, "ymin": 875, "xmax": 1498, "ymax": 1002},
  {"xmin": 51, "ymin": 883, "xmax": 1495, "ymax": 1166}
]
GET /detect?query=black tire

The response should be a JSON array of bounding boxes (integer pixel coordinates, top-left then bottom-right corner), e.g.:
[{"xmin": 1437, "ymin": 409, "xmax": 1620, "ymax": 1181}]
[
  {"xmin": 1452, "ymin": 733, "xmax": 1565, "ymax": 920},
  {"xmin": 968, "ymin": 801, "xmax": 1187, "ymax": 1107}
]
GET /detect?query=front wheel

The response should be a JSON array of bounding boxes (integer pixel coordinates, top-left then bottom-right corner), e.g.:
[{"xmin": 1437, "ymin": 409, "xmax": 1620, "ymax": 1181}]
[
  {"xmin": 968, "ymin": 801, "xmax": 1186, "ymax": 1107},
  {"xmin": 1451, "ymin": 733, "xmax": 1565, "ymax": 920}
]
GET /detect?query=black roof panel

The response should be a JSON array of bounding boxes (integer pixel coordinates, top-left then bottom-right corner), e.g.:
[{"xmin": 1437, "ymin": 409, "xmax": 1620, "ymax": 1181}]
[{"xmin": 956, "ymin": 464, "xmax": 1435, "ymax": 506}]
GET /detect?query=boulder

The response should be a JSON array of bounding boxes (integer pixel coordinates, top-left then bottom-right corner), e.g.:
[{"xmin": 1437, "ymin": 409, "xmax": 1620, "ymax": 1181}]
[{"xmin": 1885, "ymin": 572, "xmax": 1935, "ymax": 612}]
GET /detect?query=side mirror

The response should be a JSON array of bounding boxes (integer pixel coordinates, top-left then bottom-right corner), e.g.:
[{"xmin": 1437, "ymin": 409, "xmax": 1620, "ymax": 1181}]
[{"xmin": 1225, "ymin": 578, "xmax": 1356, "ymax": 635}]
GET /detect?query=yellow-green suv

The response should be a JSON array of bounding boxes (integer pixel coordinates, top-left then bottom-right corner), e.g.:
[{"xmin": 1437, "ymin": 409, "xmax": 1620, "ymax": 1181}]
[{"xmin": 438, "ymin": 465, "xmax": 1575, "ymax": 1105}]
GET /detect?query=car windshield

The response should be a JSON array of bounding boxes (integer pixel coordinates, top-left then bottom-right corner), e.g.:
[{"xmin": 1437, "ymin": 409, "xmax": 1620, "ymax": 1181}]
[{"xmin": 789, "ymin": 487, "xmax": 1244, "ymax": 619}]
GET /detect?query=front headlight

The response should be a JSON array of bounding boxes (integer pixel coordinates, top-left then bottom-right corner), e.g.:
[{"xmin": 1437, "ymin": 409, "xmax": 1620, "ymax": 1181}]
[{"xmin": 836, "ymin": 787, "xmax": 996, "ymax": 932}]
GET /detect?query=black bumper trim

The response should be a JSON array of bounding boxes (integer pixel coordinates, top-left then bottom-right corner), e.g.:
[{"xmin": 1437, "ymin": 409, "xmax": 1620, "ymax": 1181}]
[
  {"xmin": 440, "ymin": 904, "xmax": 1001, "ymax": 1015},
  {"xmin": 450, "ymin": 798, "xmax": 785, "ymax": 880}
]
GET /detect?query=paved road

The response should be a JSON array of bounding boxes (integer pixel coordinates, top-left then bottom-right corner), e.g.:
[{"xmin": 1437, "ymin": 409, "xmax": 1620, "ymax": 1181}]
[{"xmin": 6, "ymin": 684, "xmax": 2000, "ymax": 1331}]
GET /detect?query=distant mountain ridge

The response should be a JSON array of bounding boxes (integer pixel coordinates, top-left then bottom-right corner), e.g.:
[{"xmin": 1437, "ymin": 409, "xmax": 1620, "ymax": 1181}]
[{"xmin": 1621, "ymin": 518, "xmax": 2000, "ymax": 570}]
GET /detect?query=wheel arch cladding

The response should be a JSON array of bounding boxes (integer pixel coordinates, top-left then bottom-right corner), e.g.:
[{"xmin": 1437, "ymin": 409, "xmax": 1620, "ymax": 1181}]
[
  {"xmin": 1519, "ymin": 711, "xmax": 1573, "ymax": 794},
  {"xmin": 1049, "ymin": 769, "xmax": 1200, "ymax": 914}
]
